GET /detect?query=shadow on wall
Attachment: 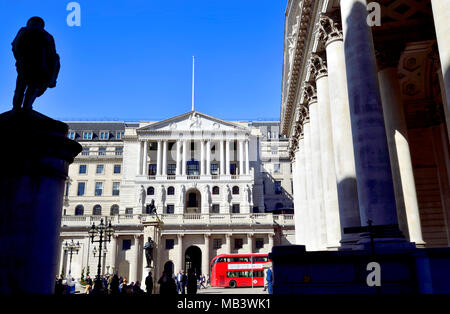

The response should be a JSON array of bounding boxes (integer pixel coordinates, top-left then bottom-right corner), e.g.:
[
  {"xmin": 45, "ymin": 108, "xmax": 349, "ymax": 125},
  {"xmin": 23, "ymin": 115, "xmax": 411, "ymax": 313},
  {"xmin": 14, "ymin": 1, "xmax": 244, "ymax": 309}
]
[{"xmin": 261, "ymin": 171, "xmax": 293, "ymax": 213}]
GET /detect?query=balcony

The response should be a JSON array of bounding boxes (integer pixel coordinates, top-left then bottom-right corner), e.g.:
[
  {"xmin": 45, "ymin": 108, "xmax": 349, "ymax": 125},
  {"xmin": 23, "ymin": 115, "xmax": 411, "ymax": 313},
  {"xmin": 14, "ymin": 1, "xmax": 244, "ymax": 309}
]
[{"xmin": 60, "ymin": 213, "xmax": 295, "ymax": 227}]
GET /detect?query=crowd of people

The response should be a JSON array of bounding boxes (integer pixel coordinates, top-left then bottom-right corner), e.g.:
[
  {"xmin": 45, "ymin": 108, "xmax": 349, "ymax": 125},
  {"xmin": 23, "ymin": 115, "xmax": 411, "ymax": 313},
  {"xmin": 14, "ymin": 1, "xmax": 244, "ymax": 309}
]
[{"xmin": 54, "ymin": 269, "xmax": 208, "ymax": 295}]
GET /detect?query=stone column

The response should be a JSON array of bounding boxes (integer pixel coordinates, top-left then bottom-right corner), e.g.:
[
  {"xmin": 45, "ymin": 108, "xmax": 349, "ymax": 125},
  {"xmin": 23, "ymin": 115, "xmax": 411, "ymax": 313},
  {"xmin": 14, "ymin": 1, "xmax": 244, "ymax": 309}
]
[
  {"xmin": 302, "ymin": 113, "xmax": 317, "ymax": 250},
  {"xmin": 225, "ymin": 234, "xmax": 232, "ymax": 254},
  {"xmin": 206, "ymin": 141, "xmax": 211, "ymax": 175},
  {"xmin": 142, "ymin": 141, "xmax": 148, "ymax": 176},
  {"xmin": 130, "ymin": 235, "xmax": 140, "ymax": 283},
  {"xmin": 200, "ymin": 140, "xmax": 205, "ymax": 175},
  {"xmin": 296, "ymin": 134, "xmax": 308, "ymax": 246},
  {"xmin": 110, "ymin": 235, "xmax": 117, "ymax": 274},
  {"xmin": 177, "ymin": 234, "xmax": 184, "ymax": 272},
  {"xmin": 268, "ymin": 233, "xmax": 274, "ymax": 251},
  {"xmin": 176, "ymin": 141, "xmax": 181, "ymax": 176},
  {"xmin": 340, "ymin": 0, "xmax": 402, "ymax": 236},
  {"xmin": 137, "ymin": 141, "xmax": 143, "ymax": 175},
  {"xmin": 239, "ymin": 140, "xmax": 244, "ymax": 175},
  {"xmin": 309, "ymin": 54, "xmax": 341, "ymax": 249},
  {"xmin": 431, "ymin": 0, "xmax": 450, "ymax": 138},
  {"xmin": 245, "ymin": 140, "xmax": 250, "ymax": 175},
  {"xmin": 162, "ymin": 140, "xmax": 167, "ymax": 176},
  {"xmin": 202, "ymin": 234, "xmax": 210, "ymax": 276},
  {"xmin": 156, "ymin": 140, "xmax": 162, "ymax": 176},
  {"xmin": 225, "ymin": 140, "xmax": 230, "ymax": 175},
  {"xmin": 376, "ymin": 49, "xmax": 425, "ymax": 246},
  {"xmin": 317, "ymin": 13, "xmax": 361, "ymax": 247},
  {"xmin": 220, "ymin": 140, "xmax": 225, "ymax": 175},
  {"xmin": 247, "ymin": 233, "xmax": 253, "ymax": 254},
  {"xmin": 304, "ymin": 83, "xmax": 327, "ymax": 250},
  {"xmin": 182, "ymin": 140, "xmax": 187, "ymax": 176}
]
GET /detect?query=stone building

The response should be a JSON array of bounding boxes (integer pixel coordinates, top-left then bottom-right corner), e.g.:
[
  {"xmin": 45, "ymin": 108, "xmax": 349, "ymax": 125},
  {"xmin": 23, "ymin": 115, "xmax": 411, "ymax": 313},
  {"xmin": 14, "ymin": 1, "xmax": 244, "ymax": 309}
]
[
  {"xmin": 58, "ymin": 112, "xmax": 294, "ymax": 285},
  {"xmin": 283, "ymin": 0, "xmax": 450, "ymax": 251}
]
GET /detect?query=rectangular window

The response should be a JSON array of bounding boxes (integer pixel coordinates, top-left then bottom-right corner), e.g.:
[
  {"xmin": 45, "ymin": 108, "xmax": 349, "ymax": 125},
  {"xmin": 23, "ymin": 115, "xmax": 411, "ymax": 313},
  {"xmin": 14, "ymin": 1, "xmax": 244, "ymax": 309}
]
[
  {"xmin": 149, "ymin": 164, "xmax": 157, "ymax": 176},
  {"xmin": 115, "ymin": 147, "xmax": 123, "ymax": 156},
  {"xmin": 211, "ymin": 163, "xmax": 218, "ymax": 175},
  {"xmin": 256, "ymin": 238, "xmax": 264, "ymax": 249},
  {"xmin": 79, "ymin": 164, "xmax": 87, "ymax": 174},
  {"xmin": 83, "ymin": 131, "xmax": 93, "ymax": 140},
  {"xmin": 100, "ymin": 131, "xmax": 109, "ymax": 140},
  {"xmin": 95, "ymin": 182, "xmax": 103, "ymax": 196},
  {"xmin": 211, "ymin": 204, "xmax": 220, "ymax": 214},
  {"xmin": 230, "ymin": 163, "xmax": 237, "ymax": 175},
  {"xmin": 77, "ymin": 182, "xmax": 85, "ymax": 196},
  {"xmin": 98, "ymin": 147, "xmax": 106, "ymax": 156},
  {"xmin": 114, "ymin": 164, "xmax": 121, "ymax": 174},
  {"xmin": 82, "ymin": 147, "xmax": 90, "ymax": 156},
  {"xmin": 234, "ymin": 238, "xmax": 243, "ymax": 249},
  {"xmin": 68, "ymin": 131, "xmax": 76, "ymax": 140},
  {"xmin": 167, "ymin": 164, "xmax": 176, "ymax": 175},
  {"xmin": 122, "ymin": 239, "xmax": 131, "ymax": 251},
  {"xmin": 166, "ymin": 204, "xmax": 174, "ymax": 214},
  {"xmin": 125, "ymin": 208, "xmax": 133, "ymax": 214},
  {"xmin": 213, "ymin": 239, "xmax": 222, "ymax": 250},
  {"xmin": 112, "ymin": 182, "xmax": 120, "ymax": 196},
  {"xmin": 166, "ymin": 239, "xmax": 174, "ymax": 250},
  {"xmin": 274, "ymin": 163, "xmax": 280, "ymax": 173},
  {"xmin": 116, "ymin": 131, "xmax": 124, "ymax": 140},
  {"xmin": 187, "ymin": 160, "xmax": 199, "ymax": 175},
  {"xmin": 96, "ymin": 164, "xmax": 104, "ymax": 174},
  {"xmin": 232, "ymin": 204, "xmax": 240, "ymax": 214},
  {"xmin": 274, "ymin": 181, "xmax": 282, "ymax": 194}
]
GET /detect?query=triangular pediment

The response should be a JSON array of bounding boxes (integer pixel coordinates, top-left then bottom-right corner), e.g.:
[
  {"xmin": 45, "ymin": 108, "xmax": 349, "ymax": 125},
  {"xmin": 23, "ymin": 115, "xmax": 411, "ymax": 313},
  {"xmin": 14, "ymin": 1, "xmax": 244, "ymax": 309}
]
[{"xmin": 137, "ymin": 111, "xmax": 248, "ymax": 133}]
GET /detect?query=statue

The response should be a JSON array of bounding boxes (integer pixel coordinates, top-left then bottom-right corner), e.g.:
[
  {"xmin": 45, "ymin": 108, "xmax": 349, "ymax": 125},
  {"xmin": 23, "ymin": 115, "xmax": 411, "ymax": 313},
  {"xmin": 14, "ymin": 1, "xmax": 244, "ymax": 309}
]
[
  {"xmin": 139, "ymin": 185, "xmax": 146, "ymax": 210},
  {"xmin": 144, "ymin": 237, "xmax": 155, "ymax": 268},
  {"xmin": 189, "ymin": 112, "xmax": 201, "ymax": 128},
  {"xmin": 12, "ymin": 17, "xmax": 60, "ymax": 111},
  {"xmin": 225, "ymin": 184, "xmax": 232, "ymax": 204},
  {"xmin": 147, "ymin": 199, "xmax": 157, "ymax": 215},
  {"xmin": 179, "ymin": 185, "xmax": 186, "ymax": 207}
]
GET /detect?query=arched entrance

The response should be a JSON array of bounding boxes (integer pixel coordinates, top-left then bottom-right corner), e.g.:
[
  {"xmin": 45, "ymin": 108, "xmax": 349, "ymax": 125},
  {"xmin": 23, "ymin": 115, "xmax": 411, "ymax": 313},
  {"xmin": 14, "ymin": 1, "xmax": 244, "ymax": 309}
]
[
  {"xmin": 185, "ymin": 188, "xmax": 201, "ymax": 213},
  {"xmin": 185, "ymin": 246, "xmax": 202, "ymax": 276},
  {"xmin": 164, "ymin": 261, "xmax": 174, "ymax": 276}
]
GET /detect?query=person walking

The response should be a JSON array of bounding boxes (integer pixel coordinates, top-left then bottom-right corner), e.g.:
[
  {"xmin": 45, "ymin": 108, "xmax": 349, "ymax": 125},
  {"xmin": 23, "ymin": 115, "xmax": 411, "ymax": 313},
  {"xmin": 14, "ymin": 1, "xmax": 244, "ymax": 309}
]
[
  {"xmin": 145, "ymin": 271, "xmax": 153, "ymax": 295},
  {"xmin": 266, "ymin": 266, "xmax": 273, "ymax": 294},
  {"xmin": 158, "ymin": 270, "xmax": 177, "ymax": 295}
]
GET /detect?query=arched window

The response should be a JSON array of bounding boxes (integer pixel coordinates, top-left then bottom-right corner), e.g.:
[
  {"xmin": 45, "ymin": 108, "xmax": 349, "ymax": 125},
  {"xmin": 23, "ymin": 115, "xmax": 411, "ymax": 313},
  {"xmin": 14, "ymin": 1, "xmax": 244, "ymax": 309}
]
[
  {"xmin": 110, "ymin": 204, "xmax": 119, "ymax": 216},
  {"xmin": 75, "ymin": 205, "xmax": 84, "ymax": 216},
  {"xmin": 232, "ymin": 186, "xmax": 240, "ymax": 195},
  {"xmin": 167, "ymin": 186, "xmax": 175, "ymax": 195},
  {"xmin": 93, "ymin": 204, "xmax": 102, "ymax": 216},
  {"xmin": 147, "ymin": 186, "xmax": 154, "ymax": 195},
  {"xmin": 212, "ymin": 186, "xmax": 220, "ymax": 195}
]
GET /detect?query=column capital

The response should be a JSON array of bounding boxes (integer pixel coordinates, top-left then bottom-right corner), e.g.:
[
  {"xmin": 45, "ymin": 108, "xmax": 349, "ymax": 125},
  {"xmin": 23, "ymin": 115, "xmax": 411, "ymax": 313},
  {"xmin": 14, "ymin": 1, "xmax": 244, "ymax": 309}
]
[
  {"xmin": 309, "ymin": 52, "xmax": 328, "ymax": 80},
  {"xmin": 177, "ymin": 233, "xmax": 184, "ymax": 239},
  {"xmin": 303, "ymin": 82, "xmax": 317, "ymax": 105},
  {"xmin": 316, "ymin": 11, "xmax": 343, "ymax": 47}
]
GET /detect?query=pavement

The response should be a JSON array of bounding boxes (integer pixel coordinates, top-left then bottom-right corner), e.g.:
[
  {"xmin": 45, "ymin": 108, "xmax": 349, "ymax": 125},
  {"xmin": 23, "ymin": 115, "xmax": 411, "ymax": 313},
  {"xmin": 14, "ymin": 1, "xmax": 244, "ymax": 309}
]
[{"xmin": 198, "ymin": 286, "xmax": 267, "ymax": 295}]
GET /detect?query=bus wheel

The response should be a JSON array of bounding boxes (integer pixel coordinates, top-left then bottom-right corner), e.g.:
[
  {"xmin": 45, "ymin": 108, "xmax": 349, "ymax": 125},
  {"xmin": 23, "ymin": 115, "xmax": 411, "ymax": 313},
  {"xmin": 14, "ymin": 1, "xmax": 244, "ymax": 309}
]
[{"xmin": 229, "ymin": 280, "xmax": 237, "ymax": 288}]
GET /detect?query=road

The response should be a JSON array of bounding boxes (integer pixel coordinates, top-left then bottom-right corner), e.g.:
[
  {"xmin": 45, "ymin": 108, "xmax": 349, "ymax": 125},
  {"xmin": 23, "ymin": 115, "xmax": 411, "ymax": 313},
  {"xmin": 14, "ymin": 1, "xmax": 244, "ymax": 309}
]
[{"xmin": 198, "ymin": 286, "xmax": 267, "ymax": 295}]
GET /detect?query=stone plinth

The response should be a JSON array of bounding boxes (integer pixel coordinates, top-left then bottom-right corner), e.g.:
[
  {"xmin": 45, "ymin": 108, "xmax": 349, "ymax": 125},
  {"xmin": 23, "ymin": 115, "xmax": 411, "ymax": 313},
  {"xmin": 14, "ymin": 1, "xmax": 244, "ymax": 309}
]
[
  {"xmin": 0, "ymin": 109, "xmax": 82, "ymax": 294},
  {"xmin": 270, "ymin": 245, "xmax": 450, "ymax": 294},
  {"xmin": 142, "ymin": 215, "xmax": 163, "ymax": 293}
]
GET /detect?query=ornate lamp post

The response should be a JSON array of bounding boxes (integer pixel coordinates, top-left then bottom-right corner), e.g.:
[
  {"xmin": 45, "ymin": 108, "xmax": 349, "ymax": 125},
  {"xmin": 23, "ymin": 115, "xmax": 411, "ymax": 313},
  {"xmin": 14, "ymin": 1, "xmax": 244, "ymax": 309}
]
[
  {"xmin": 63, "ymin": 239, "xmax": 80, "ymax": 276},
  {"xmin": 88, "ymin": 218, "xmax": 114, "ymax": 289}
]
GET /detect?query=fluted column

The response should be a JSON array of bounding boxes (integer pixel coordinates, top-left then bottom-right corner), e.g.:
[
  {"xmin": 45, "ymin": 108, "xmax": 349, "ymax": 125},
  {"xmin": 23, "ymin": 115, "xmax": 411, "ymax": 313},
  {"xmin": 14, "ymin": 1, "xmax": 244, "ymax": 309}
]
[
  {"xmin": 225, "ymin": 140, "xmax": 230, "ymax": 175},
  {"xmin": 317, "ymin": 13, "xmax": 360, "ymax": 247},
  {"xmin": 177, "ymin": 234, "xmax": 184, "ymax": 272},
  {"xmin": 302, "ymin": 113, "xmax": 317, "ymax": 250},
  {"xmin": 431, "ymin": 0, "xmax": 450, "ymax": 139},
  {"xmin": 162, "ymin": 140, "xmax": 167, "ymax": 176},
  {"xmin": 304, "ymin": 83, "xmax": 327, "ymax": 250},
  {"xmin": 340, "ymin": 0, "xmax": 402, "ymax": 235},
  {"xmin": 200, "ymin": 140, "xmax": 205, "ymax": 175},
  {"xmin": 182, "ymin": 140, "xmax": 187, "ymax": 176},
  {"xmin": 142, "ymin": 141, "xmax": 148, "ymax": 176},
  {"xmin": 202, "ymin": 234, "xmax": 210, "ymax": 276},
  {"xmin": 245, "ymin": 140, "xmax": 250, "ymax": 175},
  {"xmin": 309, "ymin": 54, "xmax": 341, "ymax": 249},
  {"xmin": 239, "ymin": 140, "xmax": 244, "ymax": 175},
  {"xmin": 206, "ymin": 140, "xmax": 211, "ymax": 175},
  {"xmin": 176, "ymin": 141, "xmax": 181, "ymax": 176},
  {"xmin": 156, "ymin": 140, "xmax": 162, "ymax": 176},
  {"xmin": 376, "ymin": 48, "xmax": 425, "ymax": 246}
]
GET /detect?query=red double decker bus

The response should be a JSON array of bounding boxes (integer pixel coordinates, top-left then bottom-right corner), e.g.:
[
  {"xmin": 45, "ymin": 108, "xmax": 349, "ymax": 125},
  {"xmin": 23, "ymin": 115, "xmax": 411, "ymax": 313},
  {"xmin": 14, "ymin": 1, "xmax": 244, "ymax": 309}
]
[{"xmin": 210, "ymin": 253, "xmax": 270, "ymax": 288}]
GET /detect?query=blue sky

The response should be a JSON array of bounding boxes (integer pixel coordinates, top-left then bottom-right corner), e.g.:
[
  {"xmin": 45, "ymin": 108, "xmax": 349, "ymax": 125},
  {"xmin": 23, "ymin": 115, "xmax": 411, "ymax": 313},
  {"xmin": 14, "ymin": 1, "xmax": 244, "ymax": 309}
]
[{"xmin": 0, "ymin": 0, "xmax": 287, "ymax": 122}]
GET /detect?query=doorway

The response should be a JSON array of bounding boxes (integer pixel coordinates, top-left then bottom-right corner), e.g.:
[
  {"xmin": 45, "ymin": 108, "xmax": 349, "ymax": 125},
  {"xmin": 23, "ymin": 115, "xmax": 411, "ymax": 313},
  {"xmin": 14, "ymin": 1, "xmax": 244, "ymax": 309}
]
[{"xmin": 184, "ymin": 246, "xmax": 202, "ymax": 276}]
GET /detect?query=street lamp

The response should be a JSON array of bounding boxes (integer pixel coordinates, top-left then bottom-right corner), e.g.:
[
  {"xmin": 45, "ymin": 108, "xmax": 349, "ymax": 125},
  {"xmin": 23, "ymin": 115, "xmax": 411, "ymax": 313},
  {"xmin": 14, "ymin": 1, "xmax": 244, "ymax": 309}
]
[
  {"xmin": 63, "ymin": 239, "xmax": 80, "ymax": 276},
  {"xmin": 88, "ymin": 218, "xmax": 114, "ymax": 290}
]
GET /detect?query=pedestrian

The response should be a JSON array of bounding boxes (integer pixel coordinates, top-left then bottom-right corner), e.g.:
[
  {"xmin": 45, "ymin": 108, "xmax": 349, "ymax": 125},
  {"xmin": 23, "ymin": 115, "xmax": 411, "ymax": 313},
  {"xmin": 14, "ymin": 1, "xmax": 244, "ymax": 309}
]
[
  {"xmin": 145, "ymin": 271, "xmax": 153, "ymax": 295},
  {"xmin": 181, "ymin": 270, "xmax": 187, "ymax": 294},
  {"xmin": 119, "ymin": 278, "xmax": 128, "ymax": 294},
  {"xmin": 110, "ymin": 274, "xmax": 120, "ymax": 295},
  {"xmin": 133, "ymin": 281, "xmax": 145, "ymax": 295},
  {"xmin": 266, "ymin": 266, "xmax": 273, "ymax": 294},
  {"xmin": 86, "ymin": 276, "xmax": 93, "ymax": 286},
  {"xmin": 199, "ymin": 274, "xmax": 206, "ymax": 289},
  {"xmin": 158, "ymin": 270, "xmax": 177, "ymax": 295},
  {"xmin": 176, "ymin": 270, "xmax": 184, "ymax": 294},
  {"xmin": 186, "ymin": 268, "xmax": 197, "ymax": 295}
]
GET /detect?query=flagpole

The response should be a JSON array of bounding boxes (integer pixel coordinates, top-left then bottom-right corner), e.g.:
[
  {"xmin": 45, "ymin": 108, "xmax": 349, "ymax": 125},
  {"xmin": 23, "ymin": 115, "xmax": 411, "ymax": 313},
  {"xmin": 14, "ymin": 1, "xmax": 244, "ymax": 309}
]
[{"xmin": 192, "ymin": 56, "xmax": 195, "ymax": 111}]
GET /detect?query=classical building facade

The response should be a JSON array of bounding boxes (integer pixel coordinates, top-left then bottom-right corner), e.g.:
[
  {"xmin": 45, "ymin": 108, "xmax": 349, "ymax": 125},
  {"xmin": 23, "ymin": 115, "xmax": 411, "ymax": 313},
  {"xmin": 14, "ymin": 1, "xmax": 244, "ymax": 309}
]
[
  {"xmin": 283, "ymin": 0, "xmax": 450, "ymax": 251},
  {"xmin": 58, "ymin": 112, "xmax": 294, "ymax": 285}
]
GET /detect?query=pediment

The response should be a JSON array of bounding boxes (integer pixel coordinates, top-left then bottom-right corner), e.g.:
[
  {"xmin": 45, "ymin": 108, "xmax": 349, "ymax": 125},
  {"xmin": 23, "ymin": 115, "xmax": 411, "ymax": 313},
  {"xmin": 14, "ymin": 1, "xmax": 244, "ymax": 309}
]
[{"xmin": 137, "ymin": 111, "xmax": 248, "ymax": 133}]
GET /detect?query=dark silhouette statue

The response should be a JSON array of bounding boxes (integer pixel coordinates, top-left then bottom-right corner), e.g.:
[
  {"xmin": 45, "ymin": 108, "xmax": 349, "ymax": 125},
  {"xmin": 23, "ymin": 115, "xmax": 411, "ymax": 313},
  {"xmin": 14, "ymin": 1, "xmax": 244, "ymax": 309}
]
[
  {"xmin": 146, "ymin": 199, "xmax": 157, "ymax": 215},
  {"xmin": 12, "ymin": 16, "xmax": 60, "ymax": 111},
  {"xmin": 144, "ymin": 237, "xmax": 155, "ymax": 268}
]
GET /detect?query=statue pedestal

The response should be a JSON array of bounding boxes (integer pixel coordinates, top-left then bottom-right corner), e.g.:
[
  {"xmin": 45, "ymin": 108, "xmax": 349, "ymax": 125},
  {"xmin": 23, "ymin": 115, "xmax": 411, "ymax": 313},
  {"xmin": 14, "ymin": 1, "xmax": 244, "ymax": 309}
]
[
  {"xmin": 0, "ymin": 109, "xmax": 81, "ymax": 294},
  {"xmin": 142, "ymin": 215, "xmax": 163, "ymax": 293}
]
